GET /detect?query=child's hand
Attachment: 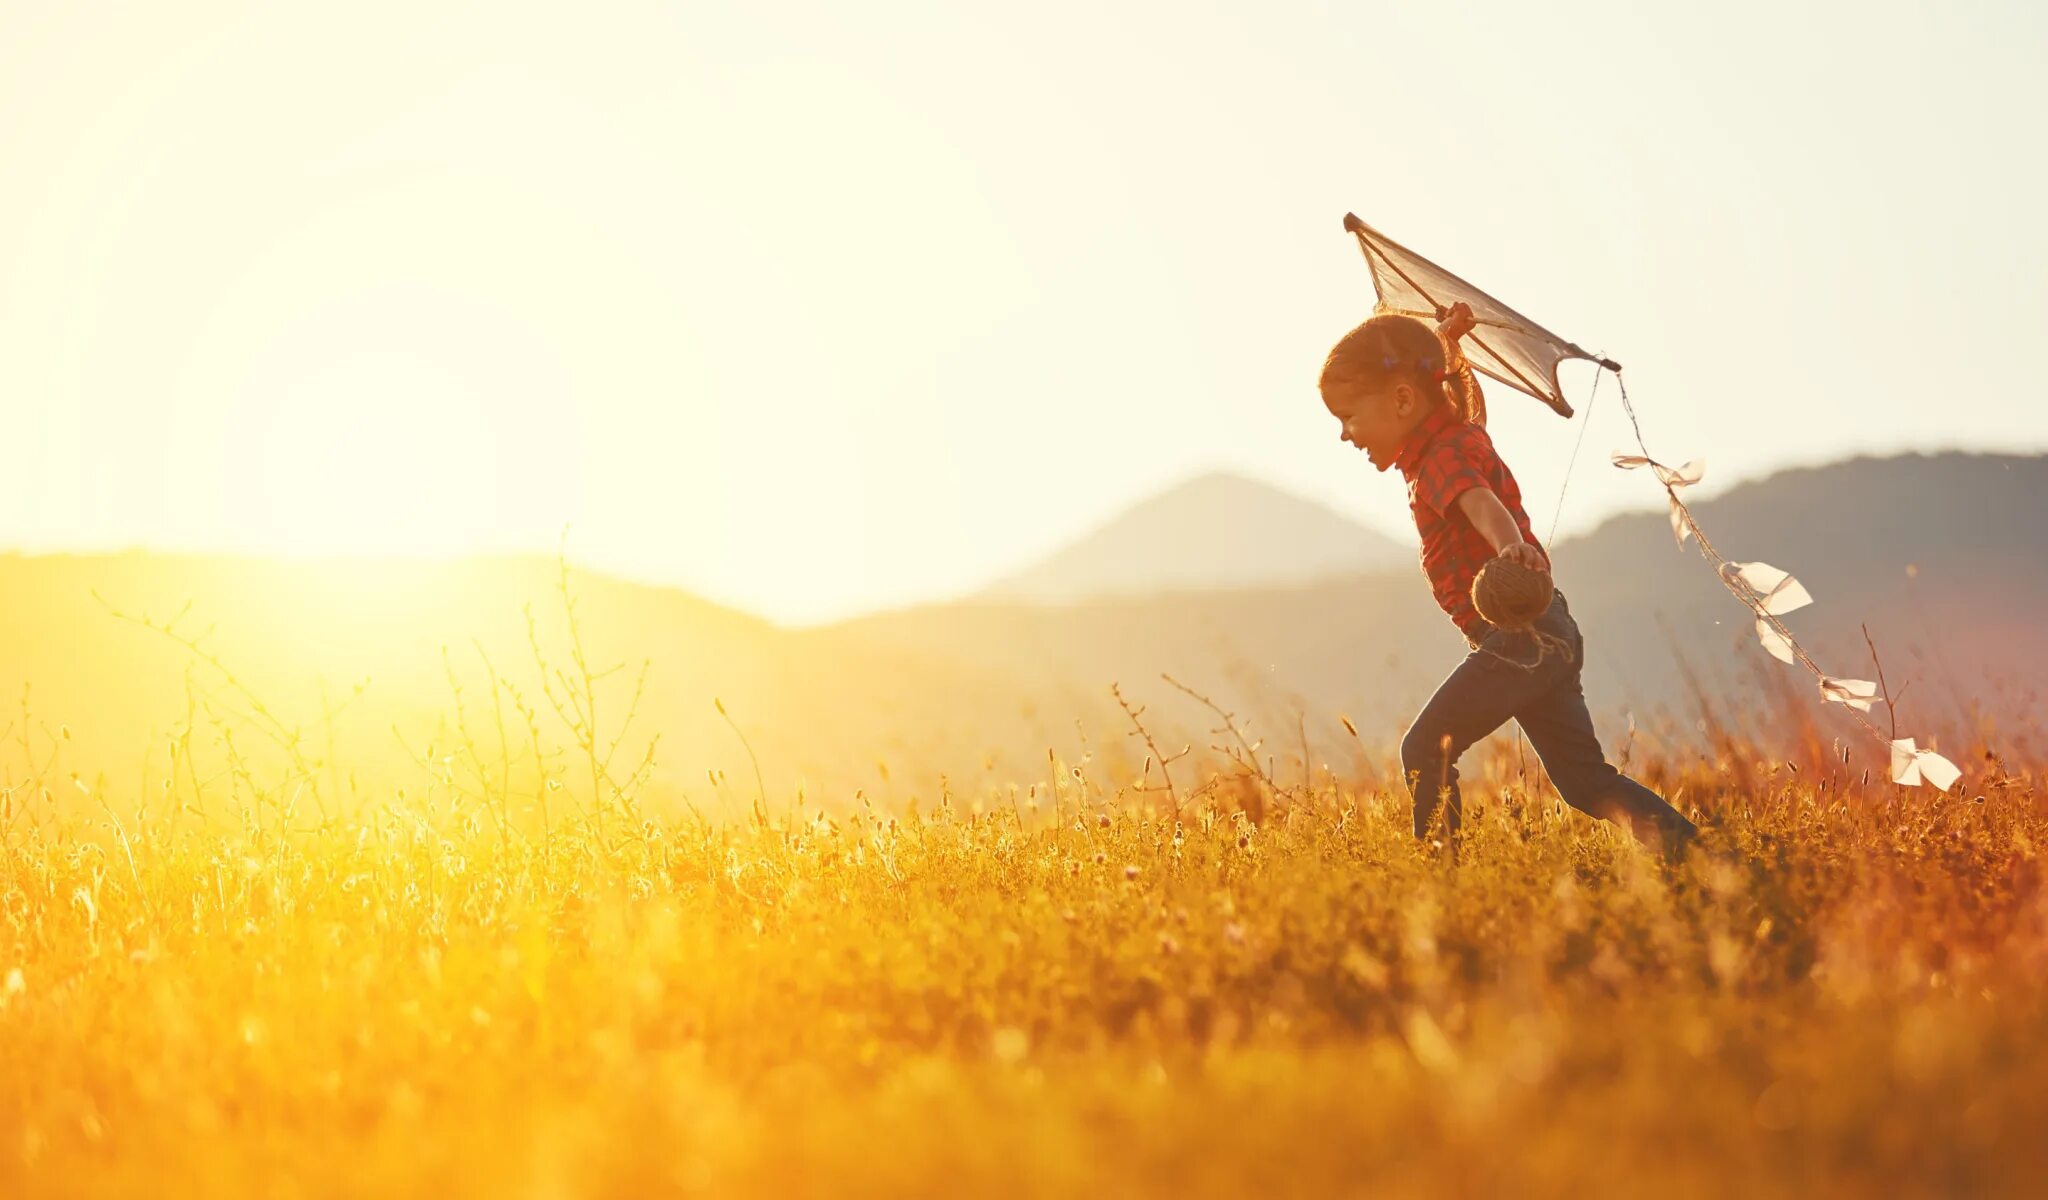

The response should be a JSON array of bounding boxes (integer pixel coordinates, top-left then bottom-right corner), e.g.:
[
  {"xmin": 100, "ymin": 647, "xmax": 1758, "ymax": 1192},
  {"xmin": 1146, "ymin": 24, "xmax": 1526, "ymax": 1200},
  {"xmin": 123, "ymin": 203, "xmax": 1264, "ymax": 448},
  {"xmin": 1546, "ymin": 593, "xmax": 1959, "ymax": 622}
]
[
  {"xmin": 1498, "ymin": 543, "xmax": 1547, "ymax": 574},
  {"xmin": 1437, "ymin": 301, "xmax": 1476, "ymax": 343}
]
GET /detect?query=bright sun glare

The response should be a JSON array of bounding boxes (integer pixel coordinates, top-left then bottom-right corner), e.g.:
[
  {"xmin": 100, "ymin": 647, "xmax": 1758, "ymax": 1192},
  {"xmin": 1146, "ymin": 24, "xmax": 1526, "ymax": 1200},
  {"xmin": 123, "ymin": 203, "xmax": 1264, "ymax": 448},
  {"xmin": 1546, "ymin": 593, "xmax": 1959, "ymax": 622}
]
[{"xmin": 247, "ymin": 349, "xmax": 503, "ymax": 557}]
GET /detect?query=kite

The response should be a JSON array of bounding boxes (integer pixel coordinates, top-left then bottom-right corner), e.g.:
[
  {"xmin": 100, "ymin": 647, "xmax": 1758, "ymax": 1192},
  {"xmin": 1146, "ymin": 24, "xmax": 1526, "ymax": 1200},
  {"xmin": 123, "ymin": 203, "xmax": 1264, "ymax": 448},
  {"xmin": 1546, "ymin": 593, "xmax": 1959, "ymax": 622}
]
[
  {"xmin": 1339, "ymin": 211, "xmax": 1966, "ymax": 792},
  {"xmin": 1342, "ymin": 212, "xmax": 1615, "ymax": 419}
]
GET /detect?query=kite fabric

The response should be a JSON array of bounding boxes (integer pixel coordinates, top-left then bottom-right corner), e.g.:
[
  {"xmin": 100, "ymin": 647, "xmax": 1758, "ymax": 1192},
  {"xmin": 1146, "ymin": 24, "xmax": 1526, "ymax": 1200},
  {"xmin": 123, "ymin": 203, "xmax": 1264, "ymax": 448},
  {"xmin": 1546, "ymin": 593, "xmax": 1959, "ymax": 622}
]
[{"xmin": 1343, "ymin": 212, "xmax": 1614, "ymax": 419}]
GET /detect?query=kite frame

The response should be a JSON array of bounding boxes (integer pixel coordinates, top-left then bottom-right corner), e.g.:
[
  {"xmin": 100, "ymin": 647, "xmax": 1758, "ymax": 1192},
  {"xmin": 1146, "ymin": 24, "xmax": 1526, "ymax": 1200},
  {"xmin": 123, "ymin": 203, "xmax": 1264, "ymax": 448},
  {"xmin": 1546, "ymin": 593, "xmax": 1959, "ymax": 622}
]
[{"xmin": 1342, "ymin": 212, "xmax": 1619, "ymax": 419}]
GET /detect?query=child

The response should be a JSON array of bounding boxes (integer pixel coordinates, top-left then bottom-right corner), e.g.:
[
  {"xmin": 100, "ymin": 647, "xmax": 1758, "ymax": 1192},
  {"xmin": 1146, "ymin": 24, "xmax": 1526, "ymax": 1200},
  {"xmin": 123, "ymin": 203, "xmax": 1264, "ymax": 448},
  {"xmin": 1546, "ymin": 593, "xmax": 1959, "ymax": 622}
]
[{"xmin": 1319, "ymin": 303, "xmax": 1697, "ymax": 857}]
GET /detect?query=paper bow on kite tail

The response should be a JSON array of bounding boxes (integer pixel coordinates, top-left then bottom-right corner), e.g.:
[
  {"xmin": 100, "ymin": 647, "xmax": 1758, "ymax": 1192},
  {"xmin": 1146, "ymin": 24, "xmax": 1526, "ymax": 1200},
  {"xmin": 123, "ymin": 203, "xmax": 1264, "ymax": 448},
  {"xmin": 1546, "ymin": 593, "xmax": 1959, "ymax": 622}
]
[{"xmin": 1343, "ymin": 212, "xmax": 1616, "ymax": 421}]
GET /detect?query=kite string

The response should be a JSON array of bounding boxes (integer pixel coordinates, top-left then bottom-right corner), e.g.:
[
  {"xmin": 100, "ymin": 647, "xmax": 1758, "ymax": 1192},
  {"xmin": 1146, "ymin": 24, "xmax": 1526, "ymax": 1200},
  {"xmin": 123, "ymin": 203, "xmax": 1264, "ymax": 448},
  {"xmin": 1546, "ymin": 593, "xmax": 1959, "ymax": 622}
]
[
  {"xmin": 1545, "ymin": 366, "xmax": 1601, "ymax": 548},
  {"xmin": 1611, "ymin": 371, "xmax": 1892, "ymax": 749}
]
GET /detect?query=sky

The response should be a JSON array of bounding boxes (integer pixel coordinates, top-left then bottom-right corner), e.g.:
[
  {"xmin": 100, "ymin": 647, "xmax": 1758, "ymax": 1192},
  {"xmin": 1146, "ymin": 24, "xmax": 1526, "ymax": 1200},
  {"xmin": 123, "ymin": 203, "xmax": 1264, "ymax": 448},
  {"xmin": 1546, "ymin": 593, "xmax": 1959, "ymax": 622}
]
[{"xmin": 3, "ymin": 0, "xmax": 2045, "ymax": 625}]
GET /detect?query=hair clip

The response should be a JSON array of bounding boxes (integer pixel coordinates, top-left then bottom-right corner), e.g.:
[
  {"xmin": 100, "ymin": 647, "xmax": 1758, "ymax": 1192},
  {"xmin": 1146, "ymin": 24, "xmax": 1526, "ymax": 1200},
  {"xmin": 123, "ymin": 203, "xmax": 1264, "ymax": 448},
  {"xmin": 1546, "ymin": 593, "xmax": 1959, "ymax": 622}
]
[{"xmin": 1381, "ymin": 354, "xmax": 1400, "ymax": 371}]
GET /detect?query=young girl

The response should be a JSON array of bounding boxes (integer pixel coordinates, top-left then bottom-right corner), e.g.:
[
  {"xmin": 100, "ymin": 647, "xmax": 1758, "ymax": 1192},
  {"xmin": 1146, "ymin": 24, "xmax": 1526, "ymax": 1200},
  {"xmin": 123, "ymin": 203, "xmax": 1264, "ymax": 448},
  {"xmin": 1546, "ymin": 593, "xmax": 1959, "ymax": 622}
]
[{"xmin": 1319, "ymin": 303, "xmax": 1697, "ymax": 857}]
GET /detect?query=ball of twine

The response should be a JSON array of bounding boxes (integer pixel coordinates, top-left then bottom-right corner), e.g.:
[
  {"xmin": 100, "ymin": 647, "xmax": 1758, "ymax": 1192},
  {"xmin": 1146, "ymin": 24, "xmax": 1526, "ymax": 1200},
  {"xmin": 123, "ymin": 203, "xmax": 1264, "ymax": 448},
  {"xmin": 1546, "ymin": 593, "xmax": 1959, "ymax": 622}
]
[{"xmin": 1472, "ymin": 556, "xmax": 1554, "ymax": 631}]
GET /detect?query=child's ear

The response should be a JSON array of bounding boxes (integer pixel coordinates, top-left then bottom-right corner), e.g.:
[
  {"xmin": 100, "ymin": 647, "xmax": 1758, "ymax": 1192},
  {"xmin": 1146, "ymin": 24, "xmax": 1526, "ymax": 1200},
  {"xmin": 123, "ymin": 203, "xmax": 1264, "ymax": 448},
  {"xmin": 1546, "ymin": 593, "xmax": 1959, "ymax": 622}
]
[{"xmin": 1391, "ymin": 382, "xmax": 1416, "ymax": 417}]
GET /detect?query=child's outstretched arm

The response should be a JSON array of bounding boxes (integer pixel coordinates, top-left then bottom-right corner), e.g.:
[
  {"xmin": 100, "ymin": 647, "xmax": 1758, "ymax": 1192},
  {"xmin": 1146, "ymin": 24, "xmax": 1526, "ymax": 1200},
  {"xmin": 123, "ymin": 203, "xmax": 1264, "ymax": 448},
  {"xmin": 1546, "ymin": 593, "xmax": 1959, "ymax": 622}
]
[{"xmin": 1455, "ymin": 487, "xmax": 1547, "ymax": 572}]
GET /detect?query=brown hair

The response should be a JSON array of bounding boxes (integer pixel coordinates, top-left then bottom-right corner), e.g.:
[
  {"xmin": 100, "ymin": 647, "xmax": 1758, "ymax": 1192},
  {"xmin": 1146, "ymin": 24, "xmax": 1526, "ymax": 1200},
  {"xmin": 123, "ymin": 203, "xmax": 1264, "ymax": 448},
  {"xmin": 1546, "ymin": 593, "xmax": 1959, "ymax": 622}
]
[{"xmin": 1319, "ymin": 311, "xmax": 1483, "ymax": 425}]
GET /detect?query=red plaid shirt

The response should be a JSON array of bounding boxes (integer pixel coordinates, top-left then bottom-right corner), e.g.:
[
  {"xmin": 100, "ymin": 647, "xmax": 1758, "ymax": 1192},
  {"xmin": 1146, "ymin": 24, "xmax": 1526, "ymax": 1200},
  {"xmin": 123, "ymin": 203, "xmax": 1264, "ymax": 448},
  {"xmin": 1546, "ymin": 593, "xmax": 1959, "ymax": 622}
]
[{"xmin": 1393, "ymin": 403, "xmax": 1549, "ymax": 642}]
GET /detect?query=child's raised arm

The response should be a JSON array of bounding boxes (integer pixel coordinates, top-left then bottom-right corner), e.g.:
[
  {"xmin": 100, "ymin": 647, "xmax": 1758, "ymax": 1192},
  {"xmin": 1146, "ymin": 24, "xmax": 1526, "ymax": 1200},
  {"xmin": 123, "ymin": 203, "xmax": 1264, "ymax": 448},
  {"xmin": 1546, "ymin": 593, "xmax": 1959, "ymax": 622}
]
[{"xmin": 1435, "ymin": 302, "xmax": 1487, "ymax": 427}]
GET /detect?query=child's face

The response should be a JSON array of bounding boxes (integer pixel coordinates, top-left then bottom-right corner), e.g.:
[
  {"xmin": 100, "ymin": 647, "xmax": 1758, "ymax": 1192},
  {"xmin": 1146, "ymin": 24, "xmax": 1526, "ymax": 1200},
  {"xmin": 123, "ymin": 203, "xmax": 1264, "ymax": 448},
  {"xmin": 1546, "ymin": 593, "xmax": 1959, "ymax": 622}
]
[{"xmin": 1323, "ymin": 378, "xmax": 1425, "ymax": 472}]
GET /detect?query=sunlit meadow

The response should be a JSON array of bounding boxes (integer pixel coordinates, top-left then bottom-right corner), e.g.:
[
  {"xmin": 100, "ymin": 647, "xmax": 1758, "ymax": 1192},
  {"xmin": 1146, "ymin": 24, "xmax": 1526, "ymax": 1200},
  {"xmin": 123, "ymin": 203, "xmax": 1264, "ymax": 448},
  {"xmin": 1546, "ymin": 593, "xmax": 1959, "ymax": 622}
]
[
  {"xmin": 8, "ymin": 2, "xmax": 2048, "ymax": 1195},
  {"xmin": 1, "ymin": 563, "xmax": 2043, "ymax": 1199}
]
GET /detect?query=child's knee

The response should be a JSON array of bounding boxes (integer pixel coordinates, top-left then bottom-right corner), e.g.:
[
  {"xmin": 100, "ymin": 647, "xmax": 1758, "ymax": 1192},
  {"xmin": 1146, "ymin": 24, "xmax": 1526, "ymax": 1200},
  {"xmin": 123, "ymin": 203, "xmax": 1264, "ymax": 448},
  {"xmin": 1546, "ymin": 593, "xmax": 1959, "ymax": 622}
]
[{"xmin": 1399, "ymin": 722, "xmax": 1450, "ymax": 779}]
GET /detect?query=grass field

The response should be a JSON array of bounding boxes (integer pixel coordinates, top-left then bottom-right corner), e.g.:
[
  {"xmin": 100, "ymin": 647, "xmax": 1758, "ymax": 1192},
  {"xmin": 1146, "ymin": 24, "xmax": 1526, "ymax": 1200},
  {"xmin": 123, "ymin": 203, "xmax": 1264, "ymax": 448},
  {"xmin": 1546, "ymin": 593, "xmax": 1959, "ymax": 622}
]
[{"xmin": 1, "ymin": 585, "xmax": 2043, "ymax": 1198}]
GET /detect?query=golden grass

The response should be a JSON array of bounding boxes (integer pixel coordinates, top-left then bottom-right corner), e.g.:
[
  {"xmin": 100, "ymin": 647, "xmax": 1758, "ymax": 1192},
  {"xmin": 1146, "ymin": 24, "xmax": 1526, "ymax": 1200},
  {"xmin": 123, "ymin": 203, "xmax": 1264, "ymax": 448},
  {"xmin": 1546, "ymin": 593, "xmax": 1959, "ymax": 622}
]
[
  {"xmin": 1, "ymin": 575, "xmax": 2044, "ymax": 1198},
  {"xmin": 4, "ymin": 741, "xmax": 2045, "ymax": 1198}
]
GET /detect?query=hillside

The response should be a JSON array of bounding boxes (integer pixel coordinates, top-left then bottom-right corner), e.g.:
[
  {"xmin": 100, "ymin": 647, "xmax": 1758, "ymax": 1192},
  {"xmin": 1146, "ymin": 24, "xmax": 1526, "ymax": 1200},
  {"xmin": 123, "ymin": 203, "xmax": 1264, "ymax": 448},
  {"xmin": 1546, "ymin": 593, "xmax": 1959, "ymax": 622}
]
[
  {"xmin": 976, "ymin": 469, "xmax": 1408, "ymax": 603},
  {"xmin": 822, "ymin": 452, "xmax": 2048, "ymax": 765},
  {"xmin": 0, "ymin": 551, "xmax": 1088, "ymax": 812},
  {"xmin": 3, "ymin": 453, "xmax": 2037, "ymax": 817}
]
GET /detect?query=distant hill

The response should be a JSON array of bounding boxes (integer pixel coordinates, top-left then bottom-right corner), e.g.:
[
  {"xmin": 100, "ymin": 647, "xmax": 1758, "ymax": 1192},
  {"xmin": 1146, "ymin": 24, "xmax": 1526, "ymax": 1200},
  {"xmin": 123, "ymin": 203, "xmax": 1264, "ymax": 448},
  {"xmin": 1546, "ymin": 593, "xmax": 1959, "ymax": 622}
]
[
  {"xmin": 823, "ymin": 452, "xmax": 2048, "ymax": 766},
  {"xmin": 0, "ymin": 551, "xmax": 1082, "ymax": 813},
  {"xmin": 1550, "ymin": 451, "xmax": 2048, "ymax": 731},
  {"xmin": 4, "ymin": 453, "xmax": 2037, "ymax": 816},
  {"xmin": 975, "ymin": 469, "xmax": 1408, "ymax": 603}
]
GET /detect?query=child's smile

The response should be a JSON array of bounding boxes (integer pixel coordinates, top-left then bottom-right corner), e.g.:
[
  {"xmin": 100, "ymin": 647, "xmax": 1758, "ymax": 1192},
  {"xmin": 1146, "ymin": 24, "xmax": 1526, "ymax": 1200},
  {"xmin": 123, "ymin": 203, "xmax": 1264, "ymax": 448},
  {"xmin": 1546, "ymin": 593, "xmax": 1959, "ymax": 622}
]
[{"xmin": 1324, "ymin": 383, "xmax": 1410, "ymax": 472}]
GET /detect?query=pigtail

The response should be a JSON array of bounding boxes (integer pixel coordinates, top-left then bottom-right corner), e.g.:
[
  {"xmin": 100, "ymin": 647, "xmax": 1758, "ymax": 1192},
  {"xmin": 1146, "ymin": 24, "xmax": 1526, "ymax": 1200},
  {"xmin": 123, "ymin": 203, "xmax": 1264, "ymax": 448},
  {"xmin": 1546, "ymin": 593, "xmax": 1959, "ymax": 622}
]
[{"xmin": 1442, "ymin": 342, "xmax": 1485, "ymax": 428}]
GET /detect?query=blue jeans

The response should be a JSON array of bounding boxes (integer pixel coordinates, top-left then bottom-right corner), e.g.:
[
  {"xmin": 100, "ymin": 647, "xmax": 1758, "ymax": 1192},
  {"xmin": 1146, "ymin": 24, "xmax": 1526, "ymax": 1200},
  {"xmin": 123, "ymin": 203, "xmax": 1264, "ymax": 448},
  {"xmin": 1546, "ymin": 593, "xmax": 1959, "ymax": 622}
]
[{"xmin": 1400, "ymin": 589, "xmax": 1697, "ymax": 854}]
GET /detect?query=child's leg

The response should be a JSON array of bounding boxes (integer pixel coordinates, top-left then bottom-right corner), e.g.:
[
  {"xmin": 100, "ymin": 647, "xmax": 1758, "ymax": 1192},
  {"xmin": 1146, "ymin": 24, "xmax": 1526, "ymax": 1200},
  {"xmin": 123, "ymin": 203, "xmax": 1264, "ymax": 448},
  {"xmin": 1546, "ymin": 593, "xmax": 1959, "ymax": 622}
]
[
  {"xmin": 1516, "ymin": 676, "xmax": 1698, "ymax": 854},
  {"xmin": 1401, "ymin": 644, "xmax": 1573, "ymax": 841}
]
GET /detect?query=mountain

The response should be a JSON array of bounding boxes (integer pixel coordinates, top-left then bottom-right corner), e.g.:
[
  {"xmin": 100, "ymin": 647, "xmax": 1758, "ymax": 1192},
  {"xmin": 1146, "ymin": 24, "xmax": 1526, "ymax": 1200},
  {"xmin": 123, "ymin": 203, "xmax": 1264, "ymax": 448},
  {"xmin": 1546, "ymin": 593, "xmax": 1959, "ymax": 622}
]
[
  {"xmin": 1548, "ymin": 451, "xmax": 2048, "ymax": 731},
  {"xmin": 823, "ymin": 452, "xmax": 2048, "ymax": 767},
  {"xmin": 6, "ymin": 454, "xmax": 2038, "ymax": 818},
  {"xmin": 974, "ymin": 469, "xmax": 1409, "ymax": 603}
]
